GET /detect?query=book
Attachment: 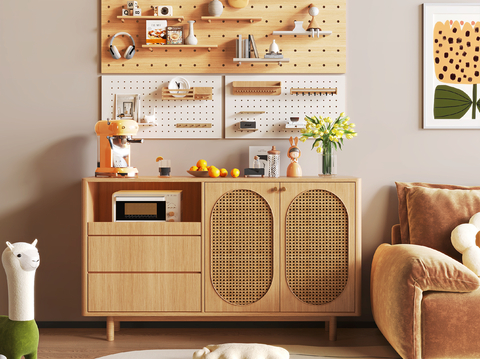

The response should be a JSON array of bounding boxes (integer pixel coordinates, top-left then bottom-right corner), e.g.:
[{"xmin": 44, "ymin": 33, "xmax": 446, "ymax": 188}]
[
  {"xmin": 248, "ymin": 34, "xmax": 259, "ymax": 58},
  {"xmin": 243, "ymin": 38, "xmax": 250, "ymax": 58},
  {"xmin": 166, "ymin": 26, "xmax": 183, "ymax": 45},
  {"xmin": 146, "ymin": 20, "xmax": 167, "ymax": 45},
  {"xmin": 236, "ymin": 34, "xmax": 242, "ymax": 58}
]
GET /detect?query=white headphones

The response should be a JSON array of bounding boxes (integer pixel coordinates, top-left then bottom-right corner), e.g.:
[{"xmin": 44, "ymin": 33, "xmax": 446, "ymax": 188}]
[{"xmin": 109, "ymin": 32, "xmax": 136, "ymax": 60}]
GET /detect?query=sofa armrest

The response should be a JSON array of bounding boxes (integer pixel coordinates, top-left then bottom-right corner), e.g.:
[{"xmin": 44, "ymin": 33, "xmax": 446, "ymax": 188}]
[
  {"xmin": 391, "ymin": 224, "xmax": 402, "ymax": 244},
  {"xmin": 371, "ymin": 244, "xmax": 480, "ymax": 359}
]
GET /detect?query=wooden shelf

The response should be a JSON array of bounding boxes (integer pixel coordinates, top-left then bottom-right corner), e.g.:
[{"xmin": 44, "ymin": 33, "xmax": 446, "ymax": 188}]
[
  {"xmin": 143, "ymin": 44, "xmax": 218, "ymax": 52},
  {"xmin": 290, "ymin": 87, "xmax": 337, "ymax": 95},
  {"xmin": 161, "ymin": 87, "xmax": 213, "ymax": 100},
  {"xmin": 234, "ymin": 58, "xmax": 289, "ymax": 65},
  {"xmin": 237, "ymin": 111, "xmax": 266, "ymax": 114},
  {"xmin": 117, "ymin": 15, "xmax": 184, "ymax": 22},
  {"xmin": 201, "ymin": 16, "xmax": 263, "ymax": 23},
  {"xmin": 232, "ymin": 81, "xmax": 282, "ymax": 96}
]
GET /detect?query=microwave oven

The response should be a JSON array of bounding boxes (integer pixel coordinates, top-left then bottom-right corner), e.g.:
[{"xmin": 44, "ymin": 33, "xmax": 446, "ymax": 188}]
[{"xmin": 112, "ymin": 190, "xmax": 182, "ymax": 222}]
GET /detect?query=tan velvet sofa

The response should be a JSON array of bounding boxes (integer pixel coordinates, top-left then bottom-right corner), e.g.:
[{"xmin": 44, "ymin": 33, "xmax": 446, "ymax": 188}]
[{"xmin": 371, "ymin": 182, "xmax": 480, "ymax": 359}]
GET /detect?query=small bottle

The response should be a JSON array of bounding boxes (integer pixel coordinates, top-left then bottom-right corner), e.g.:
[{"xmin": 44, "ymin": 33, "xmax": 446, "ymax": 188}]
[
  {"xmin": 253, "ymin": 155, "xmax": 263, "ymax": 169},
  {"xmin": 267, "ymin": 146, "xmax": 281, "ymax": 178}
]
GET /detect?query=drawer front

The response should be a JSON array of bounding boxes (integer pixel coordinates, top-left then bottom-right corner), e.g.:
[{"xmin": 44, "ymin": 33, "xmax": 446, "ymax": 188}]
[
  {"xmin": 88, "ymin": 236, "xmax": 201, "ymax": 272},
  {"xmin": 88, "ymin": 273, "xmax": 201, "ymax": 312}
]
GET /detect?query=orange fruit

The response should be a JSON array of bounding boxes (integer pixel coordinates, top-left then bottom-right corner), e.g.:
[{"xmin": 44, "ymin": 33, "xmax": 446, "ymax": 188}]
[
  {"xmin": 209, "ymin": 167, "xmax": 220, "ymax": 178},
  {"xmin": 189, "ymin": 166, "xmax": 198, "ymax": 171},
  {"xmin": 231, "ymin": 168, "xmax": 240, "ymax": 178},
  {"xmin": 155, "ymin": 156, "xmax": 164, "ymax": 162},
  {"xmin": 219, "ymin": 168, "xmax": 228, "ymax": 177},
  {"xmin": 198, "ymin": 166, "xmax": 208, "ymax": 171},
  {"xmin": 197, "ymin": 159, "xmax": 207, "ymax": 168}
]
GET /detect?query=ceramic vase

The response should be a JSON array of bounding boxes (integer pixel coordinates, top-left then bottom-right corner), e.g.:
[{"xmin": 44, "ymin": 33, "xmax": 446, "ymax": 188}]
[
  {"xmin": 185, "ymin": 20, "xmax": 198, "ymax": 45},
  {"xmin": 208, "ymin": 0, "xmax": 224, "ymax": 16},
  {"xmin": 269, "ymin": 39, "xmax": 279, "ymax": 53}
]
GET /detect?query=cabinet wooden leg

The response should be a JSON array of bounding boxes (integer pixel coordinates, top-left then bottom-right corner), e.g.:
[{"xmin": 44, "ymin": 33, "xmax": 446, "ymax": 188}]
[
  {"xmin": 325, "ymin": 320, "xmax": 329, "ymax": 332},
  {"xmin": 107, "ymin": 317, "xmax": 115, "ymax": 341},
  {"xmin": 114, "ymin": 320, "xmax": 120, "ymax": 332},
  {"xmin": 328, "ymin": 316, "xmax": 337, "ymax": 341}
]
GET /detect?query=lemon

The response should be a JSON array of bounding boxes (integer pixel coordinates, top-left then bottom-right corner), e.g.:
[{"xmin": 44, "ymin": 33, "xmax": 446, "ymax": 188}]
[
  {"xmin": 197, "ymin": 159, "xmax": 207, "ymax": 168},
  {"xmin": 155, "ymin": 156, "xmax": 164, "ymax": 162},
  {"xmin": 231, "ymin": 168, "xmax": 240, "ymax": 178},
  {"xmin": 220, "ymin": 168, "xmax": 228, "ymax": 177}
]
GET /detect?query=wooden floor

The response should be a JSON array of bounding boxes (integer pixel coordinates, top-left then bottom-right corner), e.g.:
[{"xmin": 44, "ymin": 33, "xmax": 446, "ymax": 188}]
[{"xmin": 38, "ymin": 327, "xmax": 392, "ymax": 359}]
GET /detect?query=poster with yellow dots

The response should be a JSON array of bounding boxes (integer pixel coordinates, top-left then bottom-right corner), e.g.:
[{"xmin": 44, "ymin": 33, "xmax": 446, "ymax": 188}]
[{"xmin": 424, "ymin": 4, "xmax": 480, "ymax": 128}]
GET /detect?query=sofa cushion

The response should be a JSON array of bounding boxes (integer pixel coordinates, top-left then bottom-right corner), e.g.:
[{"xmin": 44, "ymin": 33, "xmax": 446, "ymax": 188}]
[
  {"xmin": 405, "ymin": 186, "xmax": 480, "ymax": 261},
  {"xmin": 396, "ymin": 182, "xmax": 480, "ymax": 245}
]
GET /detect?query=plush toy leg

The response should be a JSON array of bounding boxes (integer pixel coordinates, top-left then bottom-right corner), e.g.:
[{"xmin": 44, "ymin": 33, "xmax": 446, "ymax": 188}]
[{"xmin": 25, "ymin": 351, "xmax": 38, "ymax": 359}]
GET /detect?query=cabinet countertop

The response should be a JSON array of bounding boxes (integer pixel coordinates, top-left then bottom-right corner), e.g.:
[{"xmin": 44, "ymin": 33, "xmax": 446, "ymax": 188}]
[{"xmin": 83, "ymin": 176, "xmax": 360, "ymax": 183}]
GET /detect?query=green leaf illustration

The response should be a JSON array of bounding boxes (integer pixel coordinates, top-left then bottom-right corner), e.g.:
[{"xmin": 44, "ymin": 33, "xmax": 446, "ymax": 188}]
[{"xmin": 434, "ymin": 85, "xmax": 472, "ymax": 119}]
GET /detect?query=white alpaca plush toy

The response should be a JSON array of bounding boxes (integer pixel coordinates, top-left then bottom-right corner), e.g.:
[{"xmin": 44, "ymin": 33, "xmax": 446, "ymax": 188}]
[
  {"xmin": 0, "ymin": 240, "xmax": 40, "ymax": 359},
  {"xmin": 193, "ymin": 344, "xmax": 289, "ymax": 359},
  {"xmin": 452, "ymin": 212, "xmax": 480, "ymax": 275}
]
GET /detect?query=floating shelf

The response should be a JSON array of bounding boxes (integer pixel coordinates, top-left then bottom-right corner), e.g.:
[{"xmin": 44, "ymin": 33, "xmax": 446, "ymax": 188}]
[
  {"xmin": 234, "ymin": 58, "xmax": 289, "ymax": 65},
  {"xmin": 117, "ymin": 15, "xmax": 184, "ymax": 22},
  {"xmin": 272, "ymin": 21, "xmax": 332, "ymax": 37},
  {"xmin": 175, "ymin": 123, "xmax": 213, "ymax": 128},
  {"xmin": 201, "ymin": 16, "xmax": 263, "ymax": 23},
  {"xmin": 232, "ymin": 81, "xmax": 282, "ymax": 96},
  {"xmin": 138, "ymin": 122, "xmax": 157, "ymax": 126},
  {"xmin": 161, "ymin": 87, "xmax": 213, "ymax": 100},
  {"xmin": 285, "ymin": 122, "xmax": 306, "ymax": 129},
  {"xmin": 143, "ymin": 44, "xmax": 218, "ymax": 52},
  {"xmin": 237, "ymin": 111, "xmax": 266, "ymax": 114},
  {"xmin": 290, "ymin": 87, "xmax": 337, "ymax": 95}
]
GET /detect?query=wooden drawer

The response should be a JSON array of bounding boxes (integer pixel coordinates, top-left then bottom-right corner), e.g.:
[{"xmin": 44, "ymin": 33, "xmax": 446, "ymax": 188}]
[
  {"xmin": 88, "ymin": 222, "xmax": 201, "ymax": 236},
  {"xmin": 88, "ymin": 236, "xmax": 201, "ymax": 272},
  {"xmin": 88, "ymin": 273, "xmax": 201, "ymax": 312}
]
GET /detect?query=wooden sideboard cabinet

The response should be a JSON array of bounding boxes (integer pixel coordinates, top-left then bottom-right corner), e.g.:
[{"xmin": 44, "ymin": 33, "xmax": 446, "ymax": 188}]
[{"xmin": 82, "ymin": 176, "xmax": 361, "ymax": 341}]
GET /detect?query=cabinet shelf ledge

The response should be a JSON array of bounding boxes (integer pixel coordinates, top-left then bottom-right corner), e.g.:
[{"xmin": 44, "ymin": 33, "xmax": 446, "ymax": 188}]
[
  {"xmin": 201, "ymin": 16, "xmax": 263, "ymax": 23},
  {"xmin": 117, "ymin": 15, "xmax": 184, "ymax": 23}
]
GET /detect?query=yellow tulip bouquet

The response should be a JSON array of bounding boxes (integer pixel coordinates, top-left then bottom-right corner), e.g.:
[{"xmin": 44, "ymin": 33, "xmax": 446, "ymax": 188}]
[{"xmin": 300, "ymin": 113, "xmax": 357, "ymax": 174}]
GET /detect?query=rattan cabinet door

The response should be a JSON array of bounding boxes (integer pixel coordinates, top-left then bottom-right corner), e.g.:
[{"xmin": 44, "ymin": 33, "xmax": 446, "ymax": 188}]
[
  {"xmin": 205, "ymin": 183, "xmax": 280, "ymax": 312},
  {"xmin": 280, "ymin": 182, "xmax": 359, "ymax": 314}
]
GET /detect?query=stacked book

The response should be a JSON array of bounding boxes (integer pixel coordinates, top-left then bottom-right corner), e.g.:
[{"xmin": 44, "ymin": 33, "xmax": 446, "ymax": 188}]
[{"xmin": 236, "ymin": 34, "xmax": 259, "ymax": 59}]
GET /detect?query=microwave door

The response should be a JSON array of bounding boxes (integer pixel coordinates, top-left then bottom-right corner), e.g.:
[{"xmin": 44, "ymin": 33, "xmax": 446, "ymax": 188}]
[{"xmin": 115, "ymin": 197, "xmax": 166, "ymax": 222}]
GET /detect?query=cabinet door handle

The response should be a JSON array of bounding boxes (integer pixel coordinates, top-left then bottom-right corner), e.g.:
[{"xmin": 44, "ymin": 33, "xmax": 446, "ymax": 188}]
[
  {"xmin": 281, "ymin": 187, "xmax": 287, "ymax": 192},
  {"xmin": 272, "ymin": 187, "xmax": 278, "ymax": 192}
]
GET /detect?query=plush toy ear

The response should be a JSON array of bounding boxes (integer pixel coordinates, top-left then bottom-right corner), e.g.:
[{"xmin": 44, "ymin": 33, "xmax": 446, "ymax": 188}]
[
  {"xmin": 6, "ymin": 242, "xmax": 14, "ymax": 251},
  {"xmin": 32, "ymin": 239, "xmax": 38, "ymax": 247}
]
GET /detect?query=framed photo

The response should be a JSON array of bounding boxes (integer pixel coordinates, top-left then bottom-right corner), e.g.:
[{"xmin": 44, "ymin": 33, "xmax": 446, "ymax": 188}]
[
  {"xmin": 115, "ymin": 94, "xmax": 140, "ymax": 120},
  {"xmin": 424, "ymin": 4, "xmax": 480, "ymax": 129}
]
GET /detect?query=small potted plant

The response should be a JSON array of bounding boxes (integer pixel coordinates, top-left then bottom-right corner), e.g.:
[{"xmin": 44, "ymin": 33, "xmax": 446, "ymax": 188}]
[{"xmin": 300, "ymin": 113, "xmax": 357, "ymax": 175}]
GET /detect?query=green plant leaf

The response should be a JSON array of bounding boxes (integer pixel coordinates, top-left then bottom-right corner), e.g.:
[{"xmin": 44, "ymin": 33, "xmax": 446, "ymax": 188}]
[{"xmin": 434, "ymin": 85, "xmax": 472, "ymax": 119}]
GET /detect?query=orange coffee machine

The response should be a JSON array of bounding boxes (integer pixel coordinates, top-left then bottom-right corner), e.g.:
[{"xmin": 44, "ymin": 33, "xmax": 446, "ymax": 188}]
[{"xmin": 95, "ymin": 119, "xmax": 143, "ymax": 178}]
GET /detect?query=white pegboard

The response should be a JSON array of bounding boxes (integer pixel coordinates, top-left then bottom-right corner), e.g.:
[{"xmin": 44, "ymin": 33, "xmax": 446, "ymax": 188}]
[
  {"xmin": 225, "ymin": 75, "xmax": 346, "ymax": 139},
  {"xmin": 101, "ymin": 75, "xmax": 223, "ymax": 139}
]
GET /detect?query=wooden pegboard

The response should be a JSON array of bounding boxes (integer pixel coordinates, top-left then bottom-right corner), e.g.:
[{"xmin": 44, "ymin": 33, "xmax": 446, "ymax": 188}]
[
  {"xmin": 101, "ymin": 75, "xmax": 223, "ymax": 139},
  {"xmin": 101, "ymin": 0, "xmax": 346, "ymax": 74}
]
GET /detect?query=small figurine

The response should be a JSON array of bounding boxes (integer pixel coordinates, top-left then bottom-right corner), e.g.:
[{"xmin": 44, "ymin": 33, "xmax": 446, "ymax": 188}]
[{"xmin": 287, "ymin": 136, "xmax": 302, "ymax": 177}]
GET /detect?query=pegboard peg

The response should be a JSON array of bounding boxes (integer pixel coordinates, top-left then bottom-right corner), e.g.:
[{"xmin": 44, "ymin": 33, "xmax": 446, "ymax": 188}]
[
  {"xmin": 121, "ymin": 18, "xmax": 125, "ymax": 23},
  {"xmin": 149, "ymin": 47, "xmax": 153, "ymax": 52}
]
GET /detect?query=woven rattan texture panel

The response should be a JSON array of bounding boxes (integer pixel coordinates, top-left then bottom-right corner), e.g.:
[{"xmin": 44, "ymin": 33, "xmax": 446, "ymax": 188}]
[
  {"xmin": 285, "ymin": 189, "xmax": 348, "ymax": 305},
  {"xmin": 101, "ymin": 0, "xmax": 346, "ymax": 74},
  {"xmin": 211, "ymin": 190, "xmax": 273, "ymax": 305}
]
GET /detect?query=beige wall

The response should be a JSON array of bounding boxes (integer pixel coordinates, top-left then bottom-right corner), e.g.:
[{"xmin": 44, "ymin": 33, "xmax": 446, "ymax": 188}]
[{"xmin": 1, "ymin": 0, "xmax": 478, "ymax": 322}]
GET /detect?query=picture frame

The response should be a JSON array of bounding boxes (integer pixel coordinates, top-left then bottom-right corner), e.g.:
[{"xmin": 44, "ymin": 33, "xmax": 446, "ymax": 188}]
[
  {"xmin": 114, "ymin": 94, "xmax": 140, "ymax": 121},
  {"xmin": 423, "ymin": 4, "xmax": 480, "ymax": 129}
]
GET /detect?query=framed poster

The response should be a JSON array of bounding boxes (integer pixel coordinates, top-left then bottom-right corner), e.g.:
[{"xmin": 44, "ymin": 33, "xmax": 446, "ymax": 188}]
[{"xmin": 424, "ymin": 4, "xmax": 480, "ymax": 129}]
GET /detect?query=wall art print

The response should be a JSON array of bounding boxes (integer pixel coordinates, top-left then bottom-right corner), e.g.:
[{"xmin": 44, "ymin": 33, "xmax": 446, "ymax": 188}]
[{"xmin": 424, "ymin": 4, "xmax": 480, "ymax": 129}]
